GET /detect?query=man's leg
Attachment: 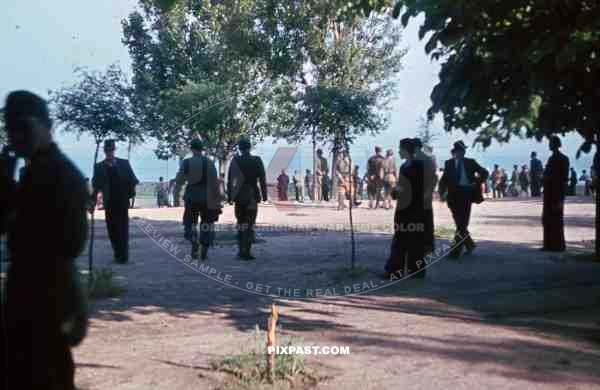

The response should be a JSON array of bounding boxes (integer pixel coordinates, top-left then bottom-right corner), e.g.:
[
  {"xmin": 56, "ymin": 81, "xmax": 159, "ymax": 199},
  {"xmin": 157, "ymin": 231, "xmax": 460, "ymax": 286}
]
[
  {"xmin": 104, "ymin": 208, "xmax": 119, "ymax": 260},
  {"xmin": 198, "ymin": 201, "xmax": 212, "ymax": 260},
  {"xmin": 116, "ymin": 207, "xmax": 130, "ymax": 262}
]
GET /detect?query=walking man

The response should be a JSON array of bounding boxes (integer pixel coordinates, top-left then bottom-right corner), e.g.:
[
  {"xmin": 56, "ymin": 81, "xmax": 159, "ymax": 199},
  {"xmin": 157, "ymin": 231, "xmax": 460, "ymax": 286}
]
[
  {"xmin": 293, "ymin": 170, "xmax": 304, "ymax": 202},
  {"xmin": 382, "ymin": 148, "xmax": 397, "ymax": 210},
  {"xmin": 1, "ymin": 91, "xmax": 89, "ymax": 389},
  {"xmin": 277, "ymin": 169, "xmax": 290, "ymax": 201},
  {"xmin": 304, "ymin": 169, "xmax": 313, "ymax": 201},
  {"xmin": 180, "ymin": 139, "xmax": 221, "ymax": 260},
  {"xmin": 541, "ymin": 136, "xmax": 570, "ymax": 251},
  {"xmin": 530, "ymin": 151, "xmax": 544, "ymax": 197},
  {"xmin": 227, "ymin": 138, "xmax": 268, "ymax": 260},
  {"xmin": 438, "ymin": 141, "xmax": 489, "ymax": 258},
  {"xmin": 92, "ymin": 139, "xmax": 139, "ymax": 263}
]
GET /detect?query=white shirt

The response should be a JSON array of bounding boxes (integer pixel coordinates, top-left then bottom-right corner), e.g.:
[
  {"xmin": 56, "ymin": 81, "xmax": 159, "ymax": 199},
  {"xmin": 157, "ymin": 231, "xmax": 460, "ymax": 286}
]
[{"xmin": 454, "ymin": 157, "xmax": 470, "ymax": 186}]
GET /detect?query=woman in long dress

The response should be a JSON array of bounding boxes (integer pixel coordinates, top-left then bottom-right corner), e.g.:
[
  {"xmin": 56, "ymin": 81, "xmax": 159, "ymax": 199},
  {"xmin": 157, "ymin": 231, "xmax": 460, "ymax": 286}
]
[
  {"xmin": 385, "ymin": 138, "xmax": 426, "ymax": 279},
  {"xmin": 542, "ymin": 136, "xmax": 569, "ymax": 251}
]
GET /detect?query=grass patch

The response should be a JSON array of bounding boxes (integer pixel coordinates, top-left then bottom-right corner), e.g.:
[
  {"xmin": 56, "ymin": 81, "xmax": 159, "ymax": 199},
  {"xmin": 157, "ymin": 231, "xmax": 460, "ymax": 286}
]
[
  {"xmin": 434, "ymin": 226, "xmax": 455, "ymax": 239},
  {"xmin": 212, "ymin": 326, "xmax": 321, "ymax": 390},
  {"xmin": 83, "ymin": 267, "xmax": 126, "ymax": 300}
]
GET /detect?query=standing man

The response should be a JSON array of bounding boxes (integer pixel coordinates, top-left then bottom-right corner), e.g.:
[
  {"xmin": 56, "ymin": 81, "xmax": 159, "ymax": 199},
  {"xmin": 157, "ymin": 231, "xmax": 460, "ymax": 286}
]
[
  {"xmin": 382, "ymin": 148, "xmax": 397, "ymax": 210},
  {"xmin": 530, "ymin": 151, "xmax": 544, "ymax": 197},
  {"xmin": 414, "ymin": 138, "xmax": 437, "ymax": 254},
  {"xmin": 541, "ymin": 136, "xmax": 570, "ymax": 251},
  {"xmin": 304, "ymin": 169, "xmax": 313, "ymax": 201},
  {"xmin": 227, "ymin": 138, "xmax": 268, "ymax": 260},
  {"xmin": 367, "ymin": 146, "xmax": 385, "ymax": 209},
  {"xmin": 180, "ymin": 139, "xmax": 220, "ymax": 260},
  {"xmin": 569, "ymin": 167, "xmax": 578, "ymax": 196},
  {"xmin": 293, "ymin": 170, "xmax": 304, "ymax": 202},
  {"xmin": 438, "ymin": 141, "xmax": 489, "ymax": 258},
  {"xmin": 314, "ymin": 148, "xmax": 328, "ymax": 202},
  {"xmin": 580, "ymin": 169, "xmax": 591, "ymax": 196},
  {"xmin": 335, "ymin": 149, "xmax": 351, "ymax": 210},
  {"xmin": 1, "ymin": 91, "xmax": 89, "ymax": 389},
  {"xmin": 277, "ymin": 169, "xmax": 290, "ymax": 201},
  {"xmin": 322, "ymin": 172, "xmax": 331, "ymax": 202},
  {"xmin": 92, "ymin": 139, "xmax": 139, "ymax": 263}
]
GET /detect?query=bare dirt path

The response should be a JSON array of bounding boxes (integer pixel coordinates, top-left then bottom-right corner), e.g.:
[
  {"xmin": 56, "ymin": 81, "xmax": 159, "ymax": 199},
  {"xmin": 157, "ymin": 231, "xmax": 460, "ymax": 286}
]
[{"xmin": 74, "ymin": 197, "xmax": 600, "ymax": 389}]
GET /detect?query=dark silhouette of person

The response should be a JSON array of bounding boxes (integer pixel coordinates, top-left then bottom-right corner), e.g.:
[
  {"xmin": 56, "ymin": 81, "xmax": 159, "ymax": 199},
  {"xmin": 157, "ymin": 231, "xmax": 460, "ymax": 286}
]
[
  {"xmin": 367, "ymin": 146, "xmax": 385, "ymax": 208},
  {"xmin": 227, "ymin": 138, "xmax": 268, "ymax": 260},
  {"xmin": 304, "ymin": 169, "xmax": 313, "ymax": 200},
  {"xmin": 180, "ymin": 139, "xmax": 220, "ymax": 260},
  {"xmin": 438, "ymin": 140, "xmax": 489, "ymax": 258},
  {"xmin": 541, "ymin": 136, "xmax": 570, "ymax": 251},
  {"xmin": 1, "ymin": 90, "xmax": 89, "ymax": 390},
  {"xmin": 530, "ymin": 151, "xmax": 544, "ymax": 197},
  {"xmin": 569, "ymin": 167, "xmax": 578, "ymax": 196},
  {"xmin": 385, "ymin": 138, "xmax": 425, "ymax": 279},
  {"xmin": 277, "ymin": 169, "xmax": 290, "ymax": 201},
  {"xmin": 413, "ymin": 138, "xmax": 437, "ymax": 254},
  {"xmin": 322, "ymin": 172, "xmax": 331, "ymax": 201},
  {"xmin": 91, "ymin": 139, "xmax": 139, "ymax": 263}
]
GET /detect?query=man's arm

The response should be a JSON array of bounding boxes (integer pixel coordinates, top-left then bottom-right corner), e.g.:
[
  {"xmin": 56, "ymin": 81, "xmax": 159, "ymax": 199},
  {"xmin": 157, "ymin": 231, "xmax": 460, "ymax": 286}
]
[
  {"xmin": 473, "ymin": 160, "xmax": 489, "ymax": 181},
  {"xmin": 257, "ymin": 158, "xmax": 268, "ymax": 201}
]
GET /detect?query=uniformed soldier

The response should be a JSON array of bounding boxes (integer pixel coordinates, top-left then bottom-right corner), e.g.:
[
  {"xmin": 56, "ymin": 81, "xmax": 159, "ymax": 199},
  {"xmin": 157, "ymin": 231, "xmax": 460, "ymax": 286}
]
[
  {"xmin": 180, "ymin": 139, "xmax": 221, "ymax": 259},
  {"xmin": 1, "ymin": 90, "xmax": 89, "ymax": 390},
  {"xmin": 314, "ymin": 149, "xmax": 328, "ymax": 202},
  {"xmin": 227, "ymin": 138, "xmax": 268, "ymax": 260},
  {"xmin": 91, "ymin": 139, "xmax": 139, "ymax": 263}
]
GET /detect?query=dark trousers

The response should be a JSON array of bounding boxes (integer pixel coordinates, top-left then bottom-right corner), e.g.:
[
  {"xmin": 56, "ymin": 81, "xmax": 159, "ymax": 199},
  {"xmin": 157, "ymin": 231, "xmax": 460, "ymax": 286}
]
[
  {"xmin": 235, "ymin": 199, "xmax": 258, "ymax": 256},
  {"xmin": 105, "ymin": 206, "xmax": 129, "ymax": 261},
  {"xmin": 542, "ymin": 200, "xmax": 565, "ymax": 251},
  {"xmin": 531, "ymin": 179, "xmax": 542, "ymax": 197},
  {"xmin": 189, "ymin": 200, "xmax": 216, "ymax": 246},
  {"xmin": 448, "ymin": 188, "xmax": 474, "ymax": 253},
  {"xmin": 424, "ymin": 207, "xmax": 435, "ymax": 251}
]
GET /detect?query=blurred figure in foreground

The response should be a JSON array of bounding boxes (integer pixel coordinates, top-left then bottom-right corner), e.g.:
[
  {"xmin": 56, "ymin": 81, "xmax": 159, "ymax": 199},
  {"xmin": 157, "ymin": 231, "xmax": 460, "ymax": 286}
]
[{"xmin": 1, "ymin": 90, "xmax": 88, "ymax": 390}]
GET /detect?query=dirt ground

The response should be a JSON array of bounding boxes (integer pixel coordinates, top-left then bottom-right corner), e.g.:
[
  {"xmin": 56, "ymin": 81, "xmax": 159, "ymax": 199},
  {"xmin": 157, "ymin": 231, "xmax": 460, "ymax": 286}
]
[{"xmin": 74, "ymin": 196, "xmax": 600, "ymax": 390}]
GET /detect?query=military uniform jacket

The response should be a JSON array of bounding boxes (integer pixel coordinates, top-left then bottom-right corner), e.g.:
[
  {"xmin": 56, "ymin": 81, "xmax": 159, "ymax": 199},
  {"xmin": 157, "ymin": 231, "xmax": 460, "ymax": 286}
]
[
  {"xmin": 227, "ymin": 154, "xmax": 268, "ymax": 203},
  {"xmin": 181, "ymin": 154, "xmax": 220, "ymax": 208}
]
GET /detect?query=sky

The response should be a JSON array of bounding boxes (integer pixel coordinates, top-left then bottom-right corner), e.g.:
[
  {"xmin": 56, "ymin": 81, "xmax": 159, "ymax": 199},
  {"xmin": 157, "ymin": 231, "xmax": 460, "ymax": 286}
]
[{"xmin": 0, "ymin": 0, "xmax": 593, "ymax": 181}]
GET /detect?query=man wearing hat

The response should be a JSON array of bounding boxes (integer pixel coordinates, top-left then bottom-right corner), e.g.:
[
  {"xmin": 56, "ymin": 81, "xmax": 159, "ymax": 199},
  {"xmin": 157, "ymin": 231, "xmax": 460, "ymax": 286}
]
[
  {"xmin": 438, "ymin": 140, "xmax": 488, "ymax": 258},
  {"xmin": 367, "ymin": 146, "xmax": 385, "ymax": 208},
  {"xmin": 92, "ymin": 139, "xmax": 139, "ymax": 263},
  {"xmin": 180, "ymin": 139, "xmax": 221, "ymax": 259},
  {"xmin": 541, "ymin": 136, "xmax": 569, "ymax": 251},
  {"xmin": 1, "ymin": 90, "xmax": 89, "ymax": 389},
  {"xmin": 227, "ymin": 137, "xmax": 268, "ymax": 260},
  {"xmin": 413, "ymin": 138, "xmax": 437, "ymax": 254}
]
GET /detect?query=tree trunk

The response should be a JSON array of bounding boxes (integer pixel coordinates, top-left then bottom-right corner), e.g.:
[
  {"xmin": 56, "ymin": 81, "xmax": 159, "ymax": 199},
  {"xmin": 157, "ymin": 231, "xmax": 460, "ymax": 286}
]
[
  {"xmin": 312, "ymin": 126, "xmax": 317, "ymax": 201},
  {"xmin": 348, "ymin": 150, "xmax": 356, "ymax": 269},
  {"xmin": 88, "ymin": 141, "xmax": 100, "ymax": 287}
]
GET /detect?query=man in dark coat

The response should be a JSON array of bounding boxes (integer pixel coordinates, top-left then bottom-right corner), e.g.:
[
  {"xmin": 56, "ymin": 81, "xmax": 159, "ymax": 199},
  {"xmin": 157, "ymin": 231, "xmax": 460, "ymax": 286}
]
[
  {"xmin": 180, "ymin": 139, "xmax": 220, "ymax": 260},
  {"xmin": 92, "ymin": 139, "xmax": 139, "ymax": 263},
  {"xmin": 367, "ymin": 146, "xmax": 385, "ymax": 208},
  {"xmin": 1, "ymin": 90, "xmax": 88, "ymax": 390},
  {"xmin": 385, "ymin": 138, "xmax": 426, "ymax": 279},
  {"xmin": 227, "ymin": 138, "xmax": 268, "ymax": 260},
  {"xmin": 277, "ymin": 169, "xmax": 290, "ymax": 201},
  {"xmin": 541, "ymin": 136, "xmax": 570, "ymax": 252},
  {"xmin": 438, "ymin": 140, "xmax": 489, "ymax": 258},
  {"xmin": 530, "ymin": 151, "xmax": 544, "ymax": 197}
]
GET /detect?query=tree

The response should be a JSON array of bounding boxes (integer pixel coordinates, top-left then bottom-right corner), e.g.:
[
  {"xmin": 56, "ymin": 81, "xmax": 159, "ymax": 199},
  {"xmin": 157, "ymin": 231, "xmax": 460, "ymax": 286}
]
[
  {"xmin": 50, "ymin": 65, "xmax": 141, "ymax": 282},
  {"xmin": 393, "ymin": 1, "xmax": 600, "ymax": 257},
  {"xmin": 416, "ymin": 117, "xmax": 438, "ymax": 148}
]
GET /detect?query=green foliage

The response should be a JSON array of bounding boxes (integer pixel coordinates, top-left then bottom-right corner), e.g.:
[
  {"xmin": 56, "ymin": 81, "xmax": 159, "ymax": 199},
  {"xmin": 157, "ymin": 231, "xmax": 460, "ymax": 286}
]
[
  {"xmin": 395, "ymin": 0, "xmax": 600, "ymax": 149},
  {"xmin": 49, "ymin": 65, "xmax": 141, "ymax": 146},
  {"xmin": 85, "ymin": 267, "xmax": 126, "ymax": 299}
]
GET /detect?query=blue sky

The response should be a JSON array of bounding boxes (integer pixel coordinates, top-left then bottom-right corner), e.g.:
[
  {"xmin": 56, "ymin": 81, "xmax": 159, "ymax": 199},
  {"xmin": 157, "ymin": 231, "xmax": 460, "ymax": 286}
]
[{"xmin": 1, "ymin": 0, "xmax": 593, "ymax": 181}]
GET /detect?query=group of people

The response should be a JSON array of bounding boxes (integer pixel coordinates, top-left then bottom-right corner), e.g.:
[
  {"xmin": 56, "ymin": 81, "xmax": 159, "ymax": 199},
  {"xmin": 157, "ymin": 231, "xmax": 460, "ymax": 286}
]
[{"xmin": 487, "ymin": 151, "xmax": 596, "ymax": 199}]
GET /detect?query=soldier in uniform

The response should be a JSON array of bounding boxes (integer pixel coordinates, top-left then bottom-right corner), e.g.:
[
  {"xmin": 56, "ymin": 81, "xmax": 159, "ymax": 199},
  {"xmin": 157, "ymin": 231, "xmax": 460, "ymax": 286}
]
[
  {"xmin": 91, "ymin": 139, "xmax": 139, "ymax": 263},
  {"xmin": 179, "ymin": 139, "xmax": 220, "ymax": 260},
  {"xmin": 367, "ymin": 146, "xmax": 385, "ymax": 209},
  {"xmin": 227, "ymin": 138, "xmax": 268, "ymax": 260},
  {"xmin": 314, "ymin": 149, "xmax": 328, "ymax": 202},
  {"xmin": 1, "ymin": 91, "xmax": 88, "ymax": 390}
]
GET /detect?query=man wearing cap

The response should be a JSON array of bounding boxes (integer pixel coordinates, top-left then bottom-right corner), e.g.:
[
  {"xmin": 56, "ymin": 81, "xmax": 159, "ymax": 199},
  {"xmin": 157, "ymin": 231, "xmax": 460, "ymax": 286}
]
[
  {"xmin": 1, "ymin": 90, "xmax": 89, "ymax": 389},
  {"xmin": 413, "ymin": 138, "xmax": 437, "ymax": 253},
  {"xmin": 438, "ymin": 140, "xmax": 488, "ymax": 258},
  {"xmin": 367, "ymin": 146, "xmax": 385, "ymax": 209},
  {"xmin": 314, "ymin": 149, "xmax": 328, "ymax": 202},
  {"xmin": 227, "ymin": 138, "xmax": 268, "ymax": 260},
  {"xmin": 541, "ymin": 136, "xmax": 570, "ymax": 251},
  {"xmin": 92, "ymin": 139, "xmax": 139, "ymax": 263},
  {"xmin": 180, "ymin": 139, "xmax": 220, "ymax": 259}
]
